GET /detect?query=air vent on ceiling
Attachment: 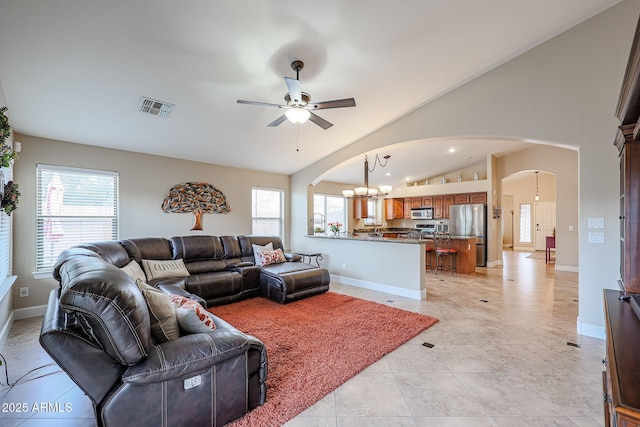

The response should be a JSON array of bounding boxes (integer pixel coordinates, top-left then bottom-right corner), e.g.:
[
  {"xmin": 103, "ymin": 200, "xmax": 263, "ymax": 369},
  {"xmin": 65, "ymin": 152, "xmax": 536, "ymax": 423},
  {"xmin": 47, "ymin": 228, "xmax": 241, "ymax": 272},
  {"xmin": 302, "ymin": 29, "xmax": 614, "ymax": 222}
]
[{"xmin": 138, "ymin": 97, "xmax": 174, "ymax": 118}]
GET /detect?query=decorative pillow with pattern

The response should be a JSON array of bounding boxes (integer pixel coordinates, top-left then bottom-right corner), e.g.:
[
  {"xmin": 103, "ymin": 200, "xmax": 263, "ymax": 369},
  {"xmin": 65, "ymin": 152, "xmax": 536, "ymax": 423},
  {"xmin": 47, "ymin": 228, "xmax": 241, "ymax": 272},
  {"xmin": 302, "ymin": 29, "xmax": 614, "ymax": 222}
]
[
  {"xmin": 257, "ymin": 248, "xmax": 287, "ymax": 266},
  {"xmin": 252, "ymin": 242, "xmax": 273, "ymax": 265},
  {"xmin": 168, "ymin": 295, "xmax": 216, "ymax": 333},
  {"xmin": 142, "ymin": 258, "xmax": 190, "ymax": 281},
  {"xmin": 135, "ymin": 280, "xmax": 180, "ymax": 342},
  {"xmin": 120, "ymin": 260, "xmax": 147, "ymax": 283}
]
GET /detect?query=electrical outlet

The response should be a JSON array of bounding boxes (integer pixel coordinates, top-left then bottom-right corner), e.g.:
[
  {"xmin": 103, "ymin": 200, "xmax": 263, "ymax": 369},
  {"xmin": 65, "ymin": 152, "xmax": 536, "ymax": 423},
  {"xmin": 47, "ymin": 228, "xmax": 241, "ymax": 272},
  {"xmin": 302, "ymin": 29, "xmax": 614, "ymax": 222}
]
[{"xmin": 19, "ymin": 287, "xmax": 28, "ymax": 297}]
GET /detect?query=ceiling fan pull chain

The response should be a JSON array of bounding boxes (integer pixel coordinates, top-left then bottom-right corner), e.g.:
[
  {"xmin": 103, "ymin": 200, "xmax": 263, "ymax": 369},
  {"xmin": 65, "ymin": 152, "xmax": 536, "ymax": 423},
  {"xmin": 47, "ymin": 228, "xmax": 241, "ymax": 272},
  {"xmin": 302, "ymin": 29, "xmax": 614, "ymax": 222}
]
[{"xmin": 296, "ymin": 124, "xmax": 300, "ymax": 152}]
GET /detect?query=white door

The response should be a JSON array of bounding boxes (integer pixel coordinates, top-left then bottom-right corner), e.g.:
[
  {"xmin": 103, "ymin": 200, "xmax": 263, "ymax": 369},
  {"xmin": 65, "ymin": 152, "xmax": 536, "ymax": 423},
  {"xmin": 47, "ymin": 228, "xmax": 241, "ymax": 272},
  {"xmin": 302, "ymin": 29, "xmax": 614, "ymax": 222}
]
[{"xmin": 534, "ymin": 202, "xmax": 556, "ymax": 250}]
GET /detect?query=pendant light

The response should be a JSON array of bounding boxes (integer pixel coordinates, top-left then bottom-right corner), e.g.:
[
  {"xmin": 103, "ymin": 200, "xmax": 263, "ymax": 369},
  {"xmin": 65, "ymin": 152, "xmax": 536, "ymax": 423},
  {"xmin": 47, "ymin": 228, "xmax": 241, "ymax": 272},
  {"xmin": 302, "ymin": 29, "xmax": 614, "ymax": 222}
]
[{"xmin": 535, "ymin": 171, "xmax": 540, "ymax": 201}]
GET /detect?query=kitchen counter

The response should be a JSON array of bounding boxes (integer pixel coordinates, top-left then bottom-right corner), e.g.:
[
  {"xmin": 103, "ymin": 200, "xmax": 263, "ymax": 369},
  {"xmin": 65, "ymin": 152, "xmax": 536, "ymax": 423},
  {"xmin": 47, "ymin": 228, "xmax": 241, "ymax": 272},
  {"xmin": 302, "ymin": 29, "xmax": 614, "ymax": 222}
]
[{"xmin": 308, "ymin": 234, "xmax": 425, "ymax": 244}]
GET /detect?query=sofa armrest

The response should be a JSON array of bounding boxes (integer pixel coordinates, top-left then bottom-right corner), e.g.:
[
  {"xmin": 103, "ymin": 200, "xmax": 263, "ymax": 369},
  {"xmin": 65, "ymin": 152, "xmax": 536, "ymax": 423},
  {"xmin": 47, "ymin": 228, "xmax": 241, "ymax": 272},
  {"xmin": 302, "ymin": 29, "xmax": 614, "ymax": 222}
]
[
  {"xmin": 122, "ymin": 331, "xmax": 249, "ymax": 385},
  {"xmin": 285, "ymin": 253, "xmax": 302, "ymax": 262},
  {"xmin": 154, "ymin": 283, "xmax": 207, "ymax": 308},
  {"xmin": 226, "ymin": 261, "xmax": 254, "ymax": 268}
]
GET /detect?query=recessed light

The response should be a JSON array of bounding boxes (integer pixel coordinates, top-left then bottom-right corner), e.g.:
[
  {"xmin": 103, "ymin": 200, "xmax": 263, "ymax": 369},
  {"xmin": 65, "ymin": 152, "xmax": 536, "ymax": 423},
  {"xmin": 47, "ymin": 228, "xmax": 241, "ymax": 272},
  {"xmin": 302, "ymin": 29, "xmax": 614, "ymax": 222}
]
[
  {"xmin": 386, "ymin": 172, "xmax": 391, "ymax": 176},
  {"xmin": 448, "ymin": 147, "xmax": 457, "ymax": 153}
]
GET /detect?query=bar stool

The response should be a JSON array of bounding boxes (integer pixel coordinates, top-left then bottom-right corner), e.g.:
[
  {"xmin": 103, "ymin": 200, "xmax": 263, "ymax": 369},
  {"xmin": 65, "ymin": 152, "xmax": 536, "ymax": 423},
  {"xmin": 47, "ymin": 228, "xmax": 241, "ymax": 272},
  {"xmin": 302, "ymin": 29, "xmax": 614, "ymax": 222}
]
[
  {"xmin": 425, "ymin": 245, "xmax": 434, "ymax": 270},
  {"xmin": 434, "ymin": 232, "xmax": 457, "ymax": 276}
]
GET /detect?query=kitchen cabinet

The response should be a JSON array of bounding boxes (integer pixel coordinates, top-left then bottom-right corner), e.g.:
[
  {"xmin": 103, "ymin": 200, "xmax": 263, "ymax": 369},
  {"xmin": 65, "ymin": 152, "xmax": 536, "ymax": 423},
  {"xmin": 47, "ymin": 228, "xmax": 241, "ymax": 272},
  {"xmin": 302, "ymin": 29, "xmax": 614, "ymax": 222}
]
[
  {"xmin": 442, "ymin": 195, "xmax": 454, "ymax": 218},
  {"xmin": 454, "ymin": 194, "xmax": 470, "ymax": 204},
  {"xmin": 353, "ymin": 197, "xmax": 368, "ymax": 219},
  {"xmin": 470, "ymin": 192, "xmax": 487, "ymax": 204},
  {"xmin": 421, "ymin": 196, "xmax": 433, "ymax": 207},
  {"xmin": 433, "ymin": 196, "xmax": 443, "ymax": 219},
  {"xmin": 411, "ymin": 197, "xmax": 422, "ymax": 208},
  {"xmin": 384, "ymin": 198, "xmax": 404, "ymax": 220},
  {"xmin": 403, "ymin": 198, "xmax": 412, "ymax": 219}
]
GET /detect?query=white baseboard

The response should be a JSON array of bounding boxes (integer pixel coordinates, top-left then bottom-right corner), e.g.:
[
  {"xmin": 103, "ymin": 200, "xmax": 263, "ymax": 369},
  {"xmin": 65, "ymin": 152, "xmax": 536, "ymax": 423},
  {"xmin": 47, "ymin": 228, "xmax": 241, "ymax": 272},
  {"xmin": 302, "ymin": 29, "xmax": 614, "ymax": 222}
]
[
  {"xmin": 576, "ymin": 318, "xmax": 605, "ymax": 340},
  {"xmin": 0, "ymin": 311, "xmax": 14, "ymax": 351},
  {"xmin": 331, "ymin": 274, "xmax": 426, "ymax": 300},
  {"xmin": 14, "ymin": 304, "xmax": 47, "ymax": 320},
  {"xmin": 486, "ymin": 259, "xmax": 503, "ymax": 267}
]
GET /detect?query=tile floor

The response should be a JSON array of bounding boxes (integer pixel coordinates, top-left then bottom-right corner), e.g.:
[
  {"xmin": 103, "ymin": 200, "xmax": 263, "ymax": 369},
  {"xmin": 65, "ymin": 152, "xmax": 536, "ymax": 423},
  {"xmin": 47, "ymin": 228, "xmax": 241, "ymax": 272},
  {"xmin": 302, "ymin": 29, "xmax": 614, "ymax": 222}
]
[{"xmin": 0, "ymin": 250, "xmax": 605, "ymax": 426}]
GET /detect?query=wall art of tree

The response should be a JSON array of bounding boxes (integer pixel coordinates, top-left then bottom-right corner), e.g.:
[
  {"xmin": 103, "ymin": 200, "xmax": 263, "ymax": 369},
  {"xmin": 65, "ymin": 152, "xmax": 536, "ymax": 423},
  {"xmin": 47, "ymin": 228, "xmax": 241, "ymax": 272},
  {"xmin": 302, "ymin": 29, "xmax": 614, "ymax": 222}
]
[{"xmin": 161, "ymin": 182, "xmax": 230, "ymax": 230}]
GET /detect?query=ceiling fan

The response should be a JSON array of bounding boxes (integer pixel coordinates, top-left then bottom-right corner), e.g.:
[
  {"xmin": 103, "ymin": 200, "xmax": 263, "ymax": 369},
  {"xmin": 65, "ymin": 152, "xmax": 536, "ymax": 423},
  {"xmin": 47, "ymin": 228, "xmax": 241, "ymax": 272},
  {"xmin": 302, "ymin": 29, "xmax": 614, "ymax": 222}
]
[{"xmin": 237, "ymin": 60, "xmax": 356, "ymax": 130}]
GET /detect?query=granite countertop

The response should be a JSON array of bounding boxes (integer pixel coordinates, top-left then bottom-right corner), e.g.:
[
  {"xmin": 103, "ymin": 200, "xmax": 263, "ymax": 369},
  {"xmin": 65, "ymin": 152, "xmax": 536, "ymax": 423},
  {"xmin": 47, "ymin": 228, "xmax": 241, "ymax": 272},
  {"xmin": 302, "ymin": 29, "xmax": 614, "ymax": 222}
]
[{"xmin": 306, "ymin": 234, "xmax": 426, "ymax": 244}]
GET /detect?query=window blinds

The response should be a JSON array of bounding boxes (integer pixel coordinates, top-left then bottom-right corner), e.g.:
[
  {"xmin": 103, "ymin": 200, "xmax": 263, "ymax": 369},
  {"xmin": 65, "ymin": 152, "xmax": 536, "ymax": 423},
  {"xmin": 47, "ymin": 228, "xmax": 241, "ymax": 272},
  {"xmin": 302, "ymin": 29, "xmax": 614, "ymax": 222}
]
[{"xmin": 36, "ymin": 164, "xmax": 119, "ymax": 272}]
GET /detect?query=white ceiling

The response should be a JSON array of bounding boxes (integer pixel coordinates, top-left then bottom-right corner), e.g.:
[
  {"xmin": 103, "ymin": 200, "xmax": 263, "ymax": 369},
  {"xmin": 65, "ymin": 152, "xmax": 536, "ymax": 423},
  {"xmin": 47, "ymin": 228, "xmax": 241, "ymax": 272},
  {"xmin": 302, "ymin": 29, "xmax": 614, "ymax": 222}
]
[{"xmin": 0, "ymin": 0, "xmax": 620, "ymax": 187}]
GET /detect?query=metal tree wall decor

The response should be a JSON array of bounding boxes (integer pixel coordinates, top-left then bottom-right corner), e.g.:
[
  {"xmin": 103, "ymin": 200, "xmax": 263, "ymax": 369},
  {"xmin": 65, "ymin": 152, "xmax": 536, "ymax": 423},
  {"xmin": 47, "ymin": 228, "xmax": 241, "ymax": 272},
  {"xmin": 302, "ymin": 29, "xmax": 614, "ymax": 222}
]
[{"xmin": 161, "ymin": 182, "xmax": 231, "ymax": 230}]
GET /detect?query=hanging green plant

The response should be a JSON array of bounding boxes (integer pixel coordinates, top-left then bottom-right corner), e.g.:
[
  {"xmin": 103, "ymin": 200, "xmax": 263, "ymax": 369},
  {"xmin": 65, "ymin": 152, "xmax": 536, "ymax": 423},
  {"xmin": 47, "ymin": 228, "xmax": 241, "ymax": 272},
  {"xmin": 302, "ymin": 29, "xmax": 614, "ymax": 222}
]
[
  {"xmin": 0, "ymin": 106, "xmax": 10, "ymax": 142},
  {"xmin": 1, "ymin": 180, "xmax": 20, "ymax": 216},
  {"xmin": 0, "ymin": 144, "xmax": 18, "ymax": 168}
]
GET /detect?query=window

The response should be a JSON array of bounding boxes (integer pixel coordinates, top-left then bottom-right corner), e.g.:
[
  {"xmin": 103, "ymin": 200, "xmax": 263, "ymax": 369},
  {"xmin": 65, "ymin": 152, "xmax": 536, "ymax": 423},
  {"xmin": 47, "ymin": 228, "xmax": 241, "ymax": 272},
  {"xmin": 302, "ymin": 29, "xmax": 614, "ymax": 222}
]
[
  {"xmin": 36, "ymin": 165, "xmax": 119, "ymax": 272},
  {"xmin": 251, "ymin": 187, "xmax": 284, "ymax": 242},
  {"xmin": 363, "ymin": 199, "xmax": 378, "ymax": 225},
  {"xmin": 519, "ymin": 203, "xmax": 531, "ymax": 243},
  {"xmin": 313, "ymin": 194, "xmax": 346, "ymax": 232},
  {"xmin": 0, "ymin": 168, "xmax": 13, "ymax": 282}
]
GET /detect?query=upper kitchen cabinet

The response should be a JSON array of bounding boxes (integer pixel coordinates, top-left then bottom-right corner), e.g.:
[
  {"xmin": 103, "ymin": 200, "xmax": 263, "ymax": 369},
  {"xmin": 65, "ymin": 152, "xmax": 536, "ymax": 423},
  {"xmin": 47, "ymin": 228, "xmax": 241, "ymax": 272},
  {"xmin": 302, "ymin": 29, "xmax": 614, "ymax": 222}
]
[
  {"xmin": 470, "ymin": 192, "xmax": 487, "ymax": 204},
  {"xmin": 454, "ymin": 193, "xmax": 470, "ymax": 204},
  {"xmin": 384, "ymin": 198, "xmax": 404, "ymax": 220},
  {"xmin": 442, "ymin": 195, "xmax": 454, "ymax": 219},
  {"xmin": 353, "ymin": 197, "xmax": 368, "ymax": 219}
]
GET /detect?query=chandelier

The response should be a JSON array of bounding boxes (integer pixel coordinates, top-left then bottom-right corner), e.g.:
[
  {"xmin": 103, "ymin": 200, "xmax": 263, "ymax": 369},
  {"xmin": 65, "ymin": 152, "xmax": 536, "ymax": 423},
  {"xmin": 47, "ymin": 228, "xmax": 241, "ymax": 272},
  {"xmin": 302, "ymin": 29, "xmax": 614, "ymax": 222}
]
[{"xmin": 342, "ymin": 155, "xmax": 392, "ymax": 198}]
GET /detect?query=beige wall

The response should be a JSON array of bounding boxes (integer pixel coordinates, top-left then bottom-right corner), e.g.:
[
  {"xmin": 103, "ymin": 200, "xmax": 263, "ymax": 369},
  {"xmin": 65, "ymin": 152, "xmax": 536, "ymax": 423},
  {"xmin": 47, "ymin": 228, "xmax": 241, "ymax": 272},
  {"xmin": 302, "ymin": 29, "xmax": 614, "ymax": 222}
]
[
  {"xmin": 12, "ymin": 134, "xmax": 289, "ymax": 311},
  {"xmin": 291, "ymin": 1, "xmax": 640, "ymax": 337},
  {"xmin": 499, "ymin": 144, "xmax": 577, "ymax": 269}
]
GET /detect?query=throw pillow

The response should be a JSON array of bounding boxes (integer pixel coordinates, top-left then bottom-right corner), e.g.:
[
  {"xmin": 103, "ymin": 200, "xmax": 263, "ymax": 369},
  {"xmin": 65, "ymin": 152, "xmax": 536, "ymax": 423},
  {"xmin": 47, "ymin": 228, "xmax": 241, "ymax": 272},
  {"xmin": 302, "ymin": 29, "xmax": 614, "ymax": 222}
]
[
  {"xmin": 142, "ymin": 259, "xmax": 190, "ymax": 281},
  {"xmin": 256, "ymin": 248, "xmax": 287, "ymax": 266},
  {"xmin": 252, "ymin": 242, "xmax": 273, "ymax": 266},
  {"xmin": 169, "ymin": 295, "xmax": 216, "ymax": 334},
  {"xmin": 135, "ymin": 280, "xmax": 180, "ymax": 342},
  {"xmin": 120, "ymin": 260, "xmax": 147, "ymax": 283}
]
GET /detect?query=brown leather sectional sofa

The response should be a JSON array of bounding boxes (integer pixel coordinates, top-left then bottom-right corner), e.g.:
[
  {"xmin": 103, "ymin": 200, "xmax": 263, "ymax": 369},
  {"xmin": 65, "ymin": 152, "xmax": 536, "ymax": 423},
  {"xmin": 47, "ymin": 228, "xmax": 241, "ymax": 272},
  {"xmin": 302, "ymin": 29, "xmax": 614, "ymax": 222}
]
[{"xmin": 40, "ymin": 235, "xmax": 330, "ymax": 427}]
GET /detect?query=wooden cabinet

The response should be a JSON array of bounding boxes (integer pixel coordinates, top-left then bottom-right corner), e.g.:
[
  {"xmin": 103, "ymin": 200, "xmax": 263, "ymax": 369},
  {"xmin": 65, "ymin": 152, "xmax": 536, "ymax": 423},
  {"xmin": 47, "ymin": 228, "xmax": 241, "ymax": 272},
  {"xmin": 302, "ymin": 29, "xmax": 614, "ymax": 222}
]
[
  {"xmin": 470, "ymin": 192, "xmax": 487, "ymax": 204},
  {"xmin": 411, "ymin": 197, "xmax": 422, "ymax": 208},
  {"xmin": 384, "ymin": 198, "xmax": 404, "ymax": 220},
  {"xmin": 454, "ymin": 193, "xmax": 470, "ymax": 204},
  {"xmin": 442, "ymin": 195, "xmax": 454, "ymax": 219},
  {"xmin": 403, "ymin": 198, "xmax": 412, "ymax": 219},
  {"xmin": 432, "ymin": 196, "xmax": 443, "ymax": 219},
  {"xmin": 421, "ymin": 196, "xmax": 433, "ymax": 207},
  {"xmin": 353, "ymin": 197, "xmax": 368, "ymax": 219},
  {"xmin": 603, "ymin": 289, "xmax": 640, "ymax": 426}
]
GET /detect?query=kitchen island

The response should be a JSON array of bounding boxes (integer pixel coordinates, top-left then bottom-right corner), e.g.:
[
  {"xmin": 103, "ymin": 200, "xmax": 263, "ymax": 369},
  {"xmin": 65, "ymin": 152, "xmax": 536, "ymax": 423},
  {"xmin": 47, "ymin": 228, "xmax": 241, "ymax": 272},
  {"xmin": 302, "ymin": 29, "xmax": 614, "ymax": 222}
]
[{"xmin": 302, "ymin": 234, "xmax": 427, "ymax": 299}]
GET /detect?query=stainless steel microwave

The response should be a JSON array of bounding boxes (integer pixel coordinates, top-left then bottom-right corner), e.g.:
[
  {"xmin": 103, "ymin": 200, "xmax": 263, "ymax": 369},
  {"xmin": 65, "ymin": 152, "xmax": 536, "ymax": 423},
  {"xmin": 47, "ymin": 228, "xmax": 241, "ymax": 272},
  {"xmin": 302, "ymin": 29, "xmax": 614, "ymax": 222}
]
[{"xmin": 410, "ymin": 208, "xmax": 433, "ymax": 220}]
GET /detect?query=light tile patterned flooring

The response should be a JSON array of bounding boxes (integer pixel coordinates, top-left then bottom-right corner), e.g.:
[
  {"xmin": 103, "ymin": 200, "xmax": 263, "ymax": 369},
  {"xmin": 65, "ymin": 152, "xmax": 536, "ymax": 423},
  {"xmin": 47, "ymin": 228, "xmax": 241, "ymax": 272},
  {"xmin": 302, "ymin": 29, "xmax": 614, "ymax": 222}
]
[{"xmin": 0, "ymin": 250, "xmax": 604, "ymax": 426}]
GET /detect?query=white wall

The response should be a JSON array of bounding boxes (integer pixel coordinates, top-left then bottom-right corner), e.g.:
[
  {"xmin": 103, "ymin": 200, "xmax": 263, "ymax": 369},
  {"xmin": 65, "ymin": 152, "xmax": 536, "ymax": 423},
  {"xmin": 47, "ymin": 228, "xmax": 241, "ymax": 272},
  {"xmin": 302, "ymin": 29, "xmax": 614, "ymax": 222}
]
[
  {"xmin": 0, "ymin": 80, "xmax": 14, "ymax": 346},
  {"xmin": 12, "ymin": 134, "xmax": 289, "ymax": 311},
  {"xmin": 291, "ymin": 1, "xmax": 640, "ymax": 337}
]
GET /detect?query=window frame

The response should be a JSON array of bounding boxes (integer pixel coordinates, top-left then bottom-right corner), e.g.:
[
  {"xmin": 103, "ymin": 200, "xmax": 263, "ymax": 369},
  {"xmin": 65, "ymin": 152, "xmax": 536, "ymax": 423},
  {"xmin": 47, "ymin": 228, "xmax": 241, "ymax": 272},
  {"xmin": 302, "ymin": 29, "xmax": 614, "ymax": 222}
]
[
  {"xmin": 313, "ymin": 193, "xmax": 347, "ymax": 233},
  {"xmin": 251, "ymin": 187, "xmax": 285, "ymax": 244},
  {"xmin": 35, "ymin": 164, "xmax": 119, "ymax": 276}
]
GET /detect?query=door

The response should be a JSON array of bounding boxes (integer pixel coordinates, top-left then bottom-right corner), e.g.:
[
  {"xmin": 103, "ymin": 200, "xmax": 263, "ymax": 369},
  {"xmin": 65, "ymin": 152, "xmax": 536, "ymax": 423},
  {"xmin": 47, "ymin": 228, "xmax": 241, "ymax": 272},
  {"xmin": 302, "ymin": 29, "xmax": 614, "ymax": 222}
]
[{"xmin": 534, "ymin": 202, "xmax": 556, "ymax": 250}]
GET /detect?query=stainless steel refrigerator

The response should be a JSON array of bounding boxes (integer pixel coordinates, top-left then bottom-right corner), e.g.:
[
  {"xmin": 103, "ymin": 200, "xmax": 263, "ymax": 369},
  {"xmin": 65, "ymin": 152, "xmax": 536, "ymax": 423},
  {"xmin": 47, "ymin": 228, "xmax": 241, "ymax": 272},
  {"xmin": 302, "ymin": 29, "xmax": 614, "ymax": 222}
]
[{"xmin": 449, "ymin": 203, "xmax": 487, "ymax": 267}]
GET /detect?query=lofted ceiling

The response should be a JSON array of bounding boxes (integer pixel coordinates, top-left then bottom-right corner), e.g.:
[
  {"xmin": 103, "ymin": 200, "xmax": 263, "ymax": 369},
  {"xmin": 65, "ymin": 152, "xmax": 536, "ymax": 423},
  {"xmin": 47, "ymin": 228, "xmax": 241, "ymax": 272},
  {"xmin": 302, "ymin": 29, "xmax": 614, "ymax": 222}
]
[{"xmin": 0, "ymin": 0, "xmax": 621, "ymax": 187}]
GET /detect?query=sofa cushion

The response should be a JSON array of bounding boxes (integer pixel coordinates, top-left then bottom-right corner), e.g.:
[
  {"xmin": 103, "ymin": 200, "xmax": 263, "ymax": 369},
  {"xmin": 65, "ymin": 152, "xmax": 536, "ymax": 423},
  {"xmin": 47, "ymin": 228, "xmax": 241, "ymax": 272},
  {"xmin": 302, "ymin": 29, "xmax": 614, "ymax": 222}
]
[
  {"xmin": 142, "ymin": 259, "xmax": 190, "ymax": 281},
  {"xmin": 251, "ymin": 242, "xmax": 273, "ymax": 265},
  {"xmin": 256, "ymin": 248, "xmax": 287, "ymax": 266},
  {"xmin": 136, "ymin": 280, "xmax": 179, "ymax": 342},
  {"xmin": 120, "ymin": 260, "xmax": 147, "ymax": 283},
  {"xmin": 170, "ymin": 235, "xmax": 224, "ymax": 260},
  {"xmin": 169, "ymin": 295, "xmax": 216, "ymax": 333},
  {"xmin": 121, "ymin": 237, "xmax": 173, "ymax": 262}
]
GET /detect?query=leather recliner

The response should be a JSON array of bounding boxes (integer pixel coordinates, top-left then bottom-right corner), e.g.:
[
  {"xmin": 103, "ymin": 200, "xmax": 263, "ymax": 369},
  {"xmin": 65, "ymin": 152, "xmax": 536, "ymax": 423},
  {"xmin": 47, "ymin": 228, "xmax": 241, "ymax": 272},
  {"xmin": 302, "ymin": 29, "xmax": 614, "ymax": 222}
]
[{"xmin": 41, "ymin": 242, "xmax": 267, "ymax": 427}]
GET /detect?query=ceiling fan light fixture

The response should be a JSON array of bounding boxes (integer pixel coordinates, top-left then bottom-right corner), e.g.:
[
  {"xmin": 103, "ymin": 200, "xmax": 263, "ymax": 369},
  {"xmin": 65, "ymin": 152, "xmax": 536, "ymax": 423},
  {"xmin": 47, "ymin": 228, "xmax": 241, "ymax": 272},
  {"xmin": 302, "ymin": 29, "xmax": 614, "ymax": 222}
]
[{"xmin": 285, "ymin": 107, "xmax": 310, "ymax": 124}]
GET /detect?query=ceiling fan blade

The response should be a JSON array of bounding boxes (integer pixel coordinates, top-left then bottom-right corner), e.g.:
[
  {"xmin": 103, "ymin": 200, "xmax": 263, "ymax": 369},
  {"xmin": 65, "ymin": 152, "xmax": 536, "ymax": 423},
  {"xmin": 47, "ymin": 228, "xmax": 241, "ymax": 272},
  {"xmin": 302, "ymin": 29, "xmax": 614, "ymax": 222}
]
[
  {"xmin": 309, "ymin": 98, "xmax": 356, "ymax": 110},
  {"xmin": 237, "ymin": 100, "xmax": 285, "ymax": 108},
  {"xmin": 284, "ymin": 77, "xmax": 303, "ymax": 105},
  {"xmin": 309, "ymin": 112, "xmax": 333, "ymax": 130},
  {"xmin": 267, "ymin": 115, "xmax": 288, "ymax": 127}
]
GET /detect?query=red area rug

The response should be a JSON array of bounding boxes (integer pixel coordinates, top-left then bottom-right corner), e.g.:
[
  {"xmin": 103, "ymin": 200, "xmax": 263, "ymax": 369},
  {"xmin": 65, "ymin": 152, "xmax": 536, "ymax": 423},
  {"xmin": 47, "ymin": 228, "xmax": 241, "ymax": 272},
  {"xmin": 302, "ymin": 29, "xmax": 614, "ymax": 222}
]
[{"xmin": 210, "ymin": 292, "xmax": 439, "ymax": 426}]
